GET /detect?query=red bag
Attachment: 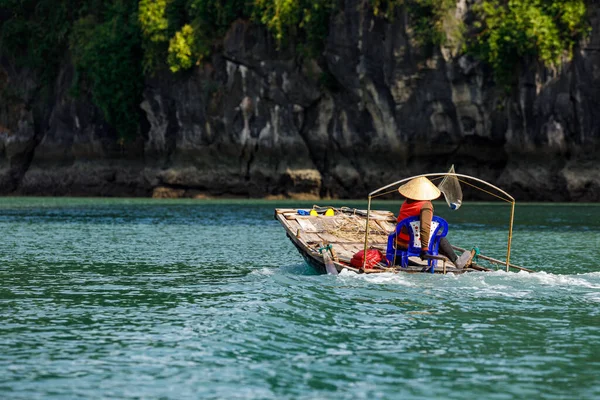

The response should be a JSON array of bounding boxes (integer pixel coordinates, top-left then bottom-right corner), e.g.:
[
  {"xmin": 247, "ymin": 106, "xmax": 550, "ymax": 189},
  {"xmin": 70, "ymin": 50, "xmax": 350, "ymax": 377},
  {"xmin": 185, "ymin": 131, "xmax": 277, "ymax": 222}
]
[{"xmin": 350, "ymin": 249, "xmax": 385, "ymax": 269}]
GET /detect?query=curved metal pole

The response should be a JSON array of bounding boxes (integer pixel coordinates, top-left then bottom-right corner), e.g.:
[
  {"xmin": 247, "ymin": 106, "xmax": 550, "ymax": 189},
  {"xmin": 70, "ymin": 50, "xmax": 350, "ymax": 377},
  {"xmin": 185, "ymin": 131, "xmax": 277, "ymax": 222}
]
[
  {"xmin": 369, "ymin": 172, "xmax": 515, "ymax": 203},
  {"xmin": 362, "ymin": 195, "xmax": 373, "ymax": 272},
  {"xmin": 366, "ymin": 172, "xmax": 516, "ymax": 271},
  {"xmin": 506, "ymin": 201, "xmax": 515, "ymax": 272}
]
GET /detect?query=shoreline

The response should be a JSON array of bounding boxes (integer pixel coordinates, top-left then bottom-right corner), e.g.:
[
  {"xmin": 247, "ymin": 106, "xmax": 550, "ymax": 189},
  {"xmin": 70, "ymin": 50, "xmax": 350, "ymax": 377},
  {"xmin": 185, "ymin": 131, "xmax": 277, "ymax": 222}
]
[{"xmin": 0, "ymin": 194, "xmax": 597, "ymax": 206}]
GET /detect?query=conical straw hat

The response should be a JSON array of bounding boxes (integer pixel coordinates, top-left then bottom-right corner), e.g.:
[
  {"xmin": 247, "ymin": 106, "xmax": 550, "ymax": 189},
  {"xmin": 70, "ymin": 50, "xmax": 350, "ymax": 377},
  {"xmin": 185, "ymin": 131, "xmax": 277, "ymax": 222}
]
[{"xmin": 398, "ymin": 177, "xmax": 441, "ymax": 200}]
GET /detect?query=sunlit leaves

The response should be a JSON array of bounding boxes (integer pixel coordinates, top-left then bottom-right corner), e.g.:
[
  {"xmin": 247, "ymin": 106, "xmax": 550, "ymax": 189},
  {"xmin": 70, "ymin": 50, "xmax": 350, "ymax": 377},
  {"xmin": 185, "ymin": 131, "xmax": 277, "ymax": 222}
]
[
  {"xmin": 167, "ymin": 24, "xmax": 197, "ymax": 72},
  {"xmin": 470, "ymin": 0, "xmax": 589, "ymax": 86},
  {"xmin": 369, "ymin": 0, "xmax": 458, "ymax": 46},
  {"xmin": 138, "ymin": 0, "xmax": 252, "ymax": 72},
  {"xmin": 1, "ymin": 0, "xmax": 592, "ymax": 143},
  {"xmin": 251, "ymin": 0, "xmax": 333, "ymax": 54},
  {"xmin": 138, "ymin": 0, "xmax": 171, "ymax": 43},
  {"xmin": 137, "ymin": 0, "xmax": 335, "ymax": 71},
  {"xmin": 254, "ymin": 0, "xmax": 300, "ymax": 41}
]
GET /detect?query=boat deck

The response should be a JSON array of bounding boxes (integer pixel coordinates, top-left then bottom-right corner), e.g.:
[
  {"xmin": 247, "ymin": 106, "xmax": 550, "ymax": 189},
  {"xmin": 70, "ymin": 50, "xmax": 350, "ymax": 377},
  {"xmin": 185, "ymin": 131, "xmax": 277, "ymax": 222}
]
[{"xmin": 275, "ymin": 207, "xmax": 469, "ymax": 274}]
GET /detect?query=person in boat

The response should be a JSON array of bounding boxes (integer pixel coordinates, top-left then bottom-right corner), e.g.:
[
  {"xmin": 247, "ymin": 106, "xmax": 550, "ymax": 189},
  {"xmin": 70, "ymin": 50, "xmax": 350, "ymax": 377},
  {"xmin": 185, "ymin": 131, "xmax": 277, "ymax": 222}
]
[{"xmin": 396, "ymin": 176, "xmax": 472, "ymax": 268}]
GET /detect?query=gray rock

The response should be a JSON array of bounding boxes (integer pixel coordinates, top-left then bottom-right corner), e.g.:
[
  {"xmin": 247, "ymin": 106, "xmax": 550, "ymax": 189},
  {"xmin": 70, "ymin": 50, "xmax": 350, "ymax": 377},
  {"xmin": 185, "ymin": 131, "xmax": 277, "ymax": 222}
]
[{"xmin": 1, "ymin": 0, "xmax": 599, "ymax": 200}]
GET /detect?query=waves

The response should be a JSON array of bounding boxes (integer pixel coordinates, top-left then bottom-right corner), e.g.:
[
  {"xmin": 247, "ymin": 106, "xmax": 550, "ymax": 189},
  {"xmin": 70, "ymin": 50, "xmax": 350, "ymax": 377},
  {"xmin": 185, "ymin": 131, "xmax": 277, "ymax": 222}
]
[{"xmin": 1, "ymin": 199, "xmax": 599, "ymax": 399}]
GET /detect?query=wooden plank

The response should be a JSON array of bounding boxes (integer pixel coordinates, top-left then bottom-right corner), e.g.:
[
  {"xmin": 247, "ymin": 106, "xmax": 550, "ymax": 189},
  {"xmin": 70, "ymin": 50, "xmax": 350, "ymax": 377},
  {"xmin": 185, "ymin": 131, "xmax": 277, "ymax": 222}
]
[
  {"xmin": 275, "ymin": 215, "xmax": 294, "ymax": 232},
  {"xmin": 298, "ymin": 232, "xmax": 323, "ymax": 244},
  {"xmin": 368, "ymin": 237, "xmax": 388, "ymax": 246},
  {"xmin": 370, "ymin": 244, "xmax": 387, "ymax": 252},
  {"xmin": 278, "ymin": 208, "xmax": 499, "ymax": 276},
  {"xmin": 318, "ymin": 232, "xmax": 353, "ymax": 244},
  {"xmin": 296, "ymin": 218, "xmax": 318, "ymax": 232},
  {"xmin": 336, "ymin": 244, "xmax": 358, "ymax": 253},
  {"xmin": 338, "ymin": 243, "xmax": 363, "ymax": 256},
  {"xmin": 275, "ymin": 208, "xmax": 298, "ymax": 214},
  {"xmin": 376, "ymin": 219, "xmax": 396, "ymax": 233},
  {"xmin": 335, "ymin": 254, "xmax": 353, "ymax": 263},
  {"xmin": 451, "ymin": 245, "xmax": 533, "ymax": 272},
  {"xmin": 334, "ymin": 246, "xmax": 356, "ymax": 260},
  {"xmin": 468, "ymin": 263, "xmax": 493, "ymax": 272},
  {"xmin": 282, "ymin": 220, "xmax": 302, "ymax": 237}
]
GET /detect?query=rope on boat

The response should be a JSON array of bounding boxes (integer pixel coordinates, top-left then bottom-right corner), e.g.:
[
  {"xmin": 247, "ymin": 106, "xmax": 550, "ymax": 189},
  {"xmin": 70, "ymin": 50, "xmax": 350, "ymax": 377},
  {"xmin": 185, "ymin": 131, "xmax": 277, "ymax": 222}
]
[
  {"xmin": 325, "ymin": 213, "xmax": 389, "ymax": 242},
  {"xmin": 307, "ymin": 205, "xmax": 391, "ymax": 242}
]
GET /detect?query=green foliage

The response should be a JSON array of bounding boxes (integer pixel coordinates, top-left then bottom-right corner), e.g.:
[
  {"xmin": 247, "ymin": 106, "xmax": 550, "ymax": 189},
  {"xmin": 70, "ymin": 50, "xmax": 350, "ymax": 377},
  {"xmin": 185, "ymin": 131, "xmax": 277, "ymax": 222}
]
[
  {"xmin": 138, "ymin": 0, "xmax": 171, "ymax": 43},
  {"xmin": 188, "ymin": 0, "xmax": 252, "ymax": 32},
  {"xmin": 254, "ymin": 0, "xmax": 334, "ymax": 55},
  {"xmin": 139, "ymin": 0, "xmax": 252, "ymax": 73},
  {"xmin": 0, "ymin": 0, "xmax": 592, "ymax": 143},
  {"xmin": 182, "ymin": 0, "xmax": 252, "ymax": 69},
  {"xmin": 252, "ymin": 0, "xmax": 334, "ymax": 53},
  {"xmin": 369, "ymin": 0, "xmax": 458, "ymax": 46},
  {"xmin": 469, "ymin": 0, "xmax": 589, "ymax": 87},
  {"xmin": 370, "ymin": 0, "xmax": 589, "ymax": 87},
  {"xmin": 167, "ymin": 24, "xmax": 199, "ymax": 72},
  {"xmin": 1, "ymin": 0, "xmax": 144, "ymax": 141},
  {"xmin": 138, "ymin": 0, "xmax": 187, "ymax": 73},
  {"xmin": 371, "ymin": 0, "xmax": 397, "ymax": 17},
  {"xmin": 70, "ymin": 1, "xmax": 143, "ymax": 141},
  {"xmin": 410, "ymin": 0, "xmax": 457, "ymax": 46},
  {"xmin": 0, "ymin": 1, "xmax": 75, "ymax": 84},
  {"xmin": 137, "ymin": 0, "xmax": 334, "ymax": 71}
]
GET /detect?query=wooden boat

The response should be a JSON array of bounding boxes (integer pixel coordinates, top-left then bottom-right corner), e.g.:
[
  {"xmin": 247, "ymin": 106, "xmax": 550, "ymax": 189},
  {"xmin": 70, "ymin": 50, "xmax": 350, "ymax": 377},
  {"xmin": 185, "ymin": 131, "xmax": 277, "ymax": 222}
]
[{"xmin": 275, "ymin": 171, "xmax": 533, "ymax": 275}]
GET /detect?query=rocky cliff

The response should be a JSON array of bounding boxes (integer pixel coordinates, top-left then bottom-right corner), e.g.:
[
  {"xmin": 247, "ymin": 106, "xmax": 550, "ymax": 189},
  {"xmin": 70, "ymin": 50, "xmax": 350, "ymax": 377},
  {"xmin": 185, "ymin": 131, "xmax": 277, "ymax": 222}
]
[{"xmin": 1, "ymin": 0, "xmax": 600, "ymax": 201}]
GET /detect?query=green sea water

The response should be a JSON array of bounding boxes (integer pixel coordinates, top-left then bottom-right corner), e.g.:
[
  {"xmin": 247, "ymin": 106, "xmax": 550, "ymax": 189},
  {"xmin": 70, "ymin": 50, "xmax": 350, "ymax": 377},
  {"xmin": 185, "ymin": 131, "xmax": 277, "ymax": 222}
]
[{"xmin": 0, "ymin": 198, "xmax": 599, "ymax": 399}]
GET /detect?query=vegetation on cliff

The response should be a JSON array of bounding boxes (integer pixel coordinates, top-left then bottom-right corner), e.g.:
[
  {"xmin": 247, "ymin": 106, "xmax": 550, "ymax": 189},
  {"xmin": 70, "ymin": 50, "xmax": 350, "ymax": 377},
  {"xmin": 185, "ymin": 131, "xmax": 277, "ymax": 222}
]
[
  {"xmin": 138, "ymin": 0, "xmax": 333, "ymax": 73},
  {"xmin": 70, "ymin": 2, "xmax": 143, "ymax": 141},
  {"xmin": 0, "ymin": 0, "xmax": 590, "ymax": 139},
  {"xmin": 470, "ymin": 0, "xmax": 589, "ymax": 86},
  {"xmin": 1, "ymin": 0, "xmax": 143, "ymax": 140}
]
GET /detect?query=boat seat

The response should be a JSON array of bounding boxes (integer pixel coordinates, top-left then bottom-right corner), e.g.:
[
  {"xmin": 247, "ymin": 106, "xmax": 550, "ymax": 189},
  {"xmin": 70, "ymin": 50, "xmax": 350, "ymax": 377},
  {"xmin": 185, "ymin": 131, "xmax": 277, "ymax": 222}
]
[{"xmin": 386, "ymin": 216, "xmax": 449, "ymax": 273}]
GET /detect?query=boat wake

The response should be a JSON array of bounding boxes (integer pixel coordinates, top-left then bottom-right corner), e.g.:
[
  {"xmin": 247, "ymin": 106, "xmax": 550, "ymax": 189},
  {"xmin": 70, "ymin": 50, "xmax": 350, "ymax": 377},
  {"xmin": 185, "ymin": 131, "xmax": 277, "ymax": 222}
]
[
  {"xmin": 250, "ymin": 267, "xmax": 277, "ymax": 276},
  {"xmin": 337, "ymin": 268, "xmax": 415, "ymax": 286},
  {"xmin": 330, "ymin": 267, "xmax": 600, "ymax": 292},
  {"xmin": 518, "ymin": 270, "xmax": 600, "ymax": 289}
]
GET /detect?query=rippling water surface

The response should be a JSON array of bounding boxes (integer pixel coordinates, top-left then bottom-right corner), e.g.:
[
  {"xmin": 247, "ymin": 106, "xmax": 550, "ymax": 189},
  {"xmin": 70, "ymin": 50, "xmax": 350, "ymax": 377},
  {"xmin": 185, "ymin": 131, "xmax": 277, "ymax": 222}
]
[{"xmin": 1, "ymin": 198, "xmax": 599, "ymax": 399}]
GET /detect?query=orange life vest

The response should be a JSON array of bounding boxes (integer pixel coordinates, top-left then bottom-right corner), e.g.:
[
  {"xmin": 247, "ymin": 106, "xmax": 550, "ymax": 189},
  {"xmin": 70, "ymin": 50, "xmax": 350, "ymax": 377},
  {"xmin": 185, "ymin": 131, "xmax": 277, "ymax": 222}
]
[{"xmin": 396, "ymin": 200, "xmax": 431, "ymax": 243}]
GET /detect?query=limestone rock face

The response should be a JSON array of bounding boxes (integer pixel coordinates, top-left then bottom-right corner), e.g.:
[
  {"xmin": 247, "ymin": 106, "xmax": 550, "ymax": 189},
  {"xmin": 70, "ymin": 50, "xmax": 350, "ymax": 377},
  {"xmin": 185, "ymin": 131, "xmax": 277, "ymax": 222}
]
[{"xmin": 1, "ymin": 1, "xmax": 600, "ymax": 200}]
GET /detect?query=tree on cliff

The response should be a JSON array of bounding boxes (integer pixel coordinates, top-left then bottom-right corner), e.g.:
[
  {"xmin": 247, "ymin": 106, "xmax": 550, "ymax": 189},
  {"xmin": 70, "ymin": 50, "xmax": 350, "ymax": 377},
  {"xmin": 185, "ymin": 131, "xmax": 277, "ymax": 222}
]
[{"xmin": 0, "ymin": 0, "xmax": 590, "ymax": 141}]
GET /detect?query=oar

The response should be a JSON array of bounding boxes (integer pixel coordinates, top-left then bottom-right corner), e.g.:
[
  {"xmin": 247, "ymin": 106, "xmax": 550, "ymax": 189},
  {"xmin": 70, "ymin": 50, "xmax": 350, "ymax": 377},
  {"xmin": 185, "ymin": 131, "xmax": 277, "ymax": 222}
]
[
  {"xmin": 451, "ymin": 245, "xmax": 534, "ymax": 273},
  {"xmin": 467, "ymin": 263, "xmax": 493, "ymax": 272},
  {"xmin": 319, "ymin": 243, "xmax": 339, "ymax": 275}
]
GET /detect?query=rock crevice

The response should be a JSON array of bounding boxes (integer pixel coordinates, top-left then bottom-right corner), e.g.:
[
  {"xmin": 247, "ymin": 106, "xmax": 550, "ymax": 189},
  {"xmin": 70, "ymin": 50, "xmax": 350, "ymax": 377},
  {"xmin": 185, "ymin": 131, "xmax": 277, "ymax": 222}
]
[{"xmin": 1, "ymin": 1, "xmax": 600, "ymax": 200}]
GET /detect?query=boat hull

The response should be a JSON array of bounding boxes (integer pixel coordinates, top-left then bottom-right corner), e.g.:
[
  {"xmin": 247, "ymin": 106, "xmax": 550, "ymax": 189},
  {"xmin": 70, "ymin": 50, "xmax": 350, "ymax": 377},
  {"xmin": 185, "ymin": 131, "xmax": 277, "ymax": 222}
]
[{"xmin": 275, "ymin": 207, "xmax": 476, "ymax": 275}]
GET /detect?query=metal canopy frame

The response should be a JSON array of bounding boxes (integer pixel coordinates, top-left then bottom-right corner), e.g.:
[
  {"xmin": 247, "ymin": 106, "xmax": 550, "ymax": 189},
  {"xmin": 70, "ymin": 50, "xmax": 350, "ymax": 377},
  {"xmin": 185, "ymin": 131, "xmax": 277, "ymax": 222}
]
[{"xmin": 362, "ymin": 172, "xmax": 515, "ymax": 272}]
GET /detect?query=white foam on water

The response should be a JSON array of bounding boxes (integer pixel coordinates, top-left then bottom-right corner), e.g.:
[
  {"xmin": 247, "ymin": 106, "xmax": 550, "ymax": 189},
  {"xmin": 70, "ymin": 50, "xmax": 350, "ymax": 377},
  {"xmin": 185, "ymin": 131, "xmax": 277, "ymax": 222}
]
[
  {"xmin": 337, "ymin": 268, "xmax": 359, "ymax": 277},
  {"xmin": 386, "ymin": 269, "xmax": 600, "ymax": 301},
  {"xmin": 443, "ymin": 269, "xmax": 600, "ymax": 289},
  {"xmin": 337, "ymin": 268, "xmax": 415, "ymax": 287},
  {"xmin": 436, "ymin": 272, "xmax": 531, "ymax": 299},
  {"xmin": 291, "ymin": 267, "xmax": 600, "ymax": 299},
  {"xmin": 250, "ymin": 267, "xmax": 276, "ymax": 276},
  {"xmin": 424, "ymin": 270, "xmax": 600, "ymax": 306},
  {"xmin": 325, "ymin": 348, "xmax": 353, "ymax": 356},
  {"xmin": 480, "ymin": 287, "xmax": 533, "ymax": 299},
  {"xmin": 515, "ymin": 270, "xmax": 600, "ymax": 289},
  {"xmin": 575, "ymin": 271, "xmax": 600, "ymax": 278},
  {"xmin": 584, "ymin": 292, "xmax": 600, "ymax": 303}
]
